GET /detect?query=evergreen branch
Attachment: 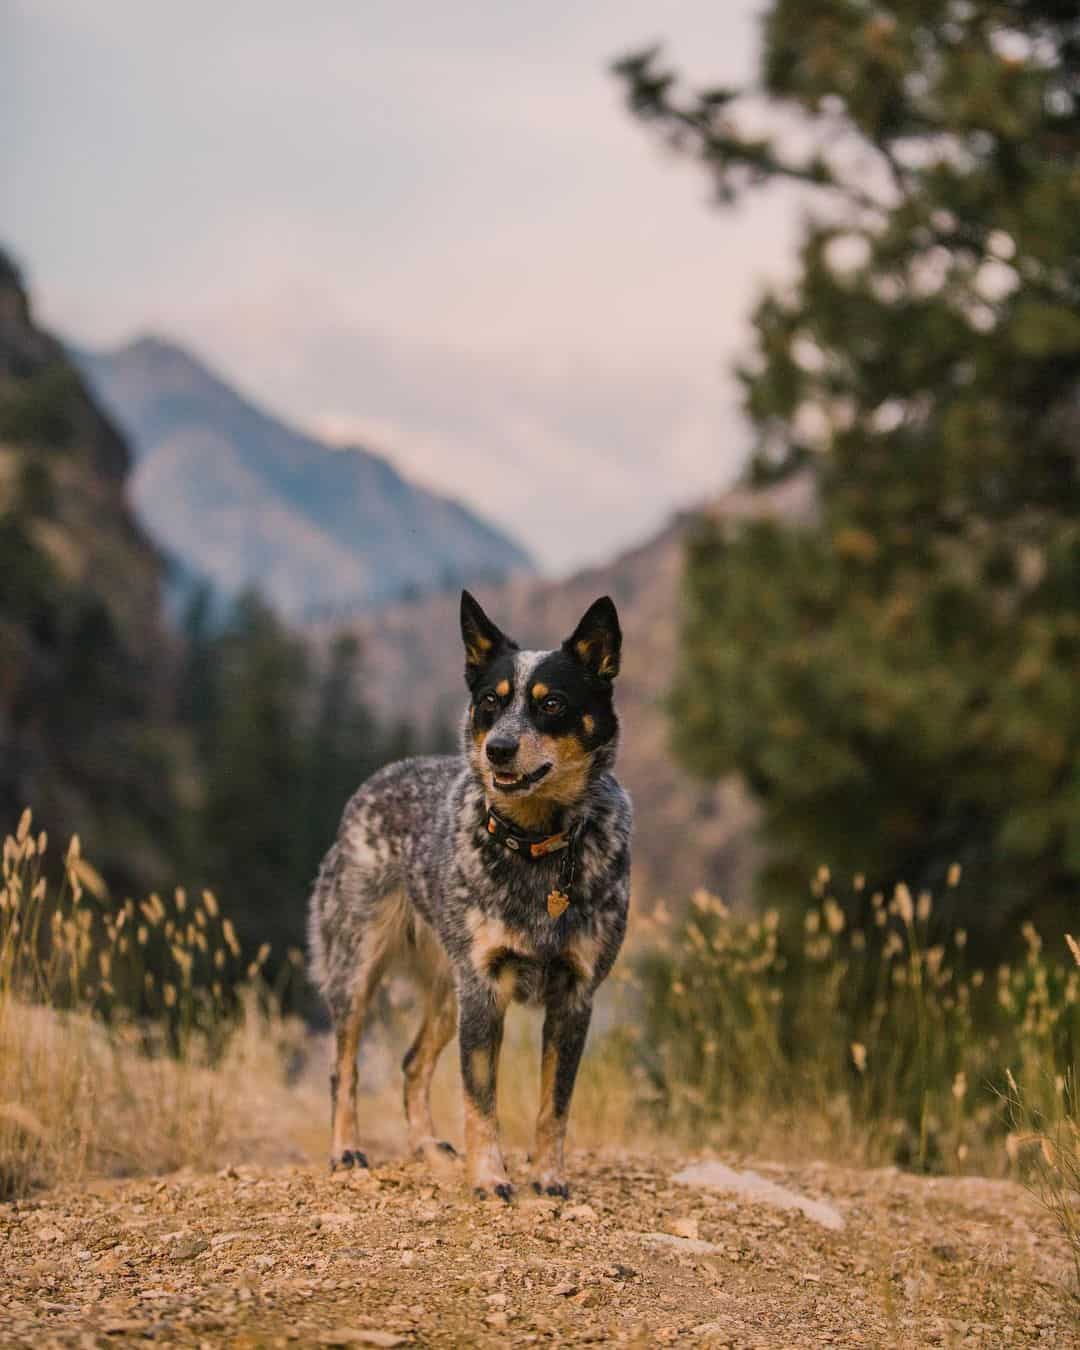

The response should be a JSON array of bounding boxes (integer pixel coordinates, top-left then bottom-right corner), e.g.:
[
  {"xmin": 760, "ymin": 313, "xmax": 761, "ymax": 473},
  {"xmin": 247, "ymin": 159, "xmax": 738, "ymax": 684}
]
[{"xmin": 612, "ymin": 47, "xmax": 887, "ymax": 217}]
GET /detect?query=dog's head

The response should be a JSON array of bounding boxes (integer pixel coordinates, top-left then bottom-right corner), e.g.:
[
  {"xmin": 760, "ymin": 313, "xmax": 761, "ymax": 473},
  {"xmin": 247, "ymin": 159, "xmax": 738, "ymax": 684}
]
[{"xmin": 460, "ymin": 590, "xmax": 621, "ymax": 817}]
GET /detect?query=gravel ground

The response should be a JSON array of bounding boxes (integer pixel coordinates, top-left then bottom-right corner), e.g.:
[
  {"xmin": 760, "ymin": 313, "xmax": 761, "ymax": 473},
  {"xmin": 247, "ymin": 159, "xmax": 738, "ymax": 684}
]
[{"xmin": 1, "ymin": 1148, "xmax": 1076, "ymax": 1348}]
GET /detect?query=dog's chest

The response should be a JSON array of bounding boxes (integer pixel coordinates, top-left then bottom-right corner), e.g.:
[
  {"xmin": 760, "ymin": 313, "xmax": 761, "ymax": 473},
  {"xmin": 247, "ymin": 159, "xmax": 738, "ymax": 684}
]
[{"xmin": 463, "ymin": 902, "xmax": 604, "ymax": 1004}]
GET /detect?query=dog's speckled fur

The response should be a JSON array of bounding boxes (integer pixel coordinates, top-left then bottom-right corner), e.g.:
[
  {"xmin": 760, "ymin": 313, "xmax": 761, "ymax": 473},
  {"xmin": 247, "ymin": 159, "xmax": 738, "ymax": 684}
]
[{"xmin": 308, "ymin": 592, "xmax": 632, "ymax": 1198}]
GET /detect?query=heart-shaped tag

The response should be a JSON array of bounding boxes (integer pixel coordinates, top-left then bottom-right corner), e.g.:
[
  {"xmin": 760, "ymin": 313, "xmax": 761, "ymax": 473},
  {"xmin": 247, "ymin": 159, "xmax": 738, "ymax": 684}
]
[{"xmin": 547, "ymin": 889, "xmax": 570, "ymax": 919}]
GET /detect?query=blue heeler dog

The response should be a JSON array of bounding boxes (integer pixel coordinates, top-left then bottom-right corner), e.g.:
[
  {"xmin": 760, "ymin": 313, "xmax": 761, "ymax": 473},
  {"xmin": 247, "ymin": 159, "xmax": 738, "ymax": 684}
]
[{"xmin": 308, "ymin": 590, "xmax": 632, "ymax": 1199}]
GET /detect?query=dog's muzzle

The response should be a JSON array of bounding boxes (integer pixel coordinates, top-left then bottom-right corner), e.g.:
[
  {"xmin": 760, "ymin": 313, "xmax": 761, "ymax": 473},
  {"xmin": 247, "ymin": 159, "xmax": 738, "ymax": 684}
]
[{"xmin": 491, "ymin": 762, "xmax": 552, "ymax": 794}]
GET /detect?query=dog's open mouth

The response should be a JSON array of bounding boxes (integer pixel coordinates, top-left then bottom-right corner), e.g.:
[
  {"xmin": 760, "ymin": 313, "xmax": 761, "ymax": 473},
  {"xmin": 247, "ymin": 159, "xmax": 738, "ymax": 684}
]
[{"xmin": 492, "ymin": 763, "xmax": 552, "ymax": 793}]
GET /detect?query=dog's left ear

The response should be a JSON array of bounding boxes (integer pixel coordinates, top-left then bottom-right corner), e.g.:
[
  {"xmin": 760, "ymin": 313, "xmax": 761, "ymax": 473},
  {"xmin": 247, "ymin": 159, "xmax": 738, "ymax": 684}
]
[
  {"xmin": 461, "ymin": 589, "xmax": 516, "ymax": 681},
  {"xmin": 563, "ymin": 596, "xmax": 621, "ymax": 681}
]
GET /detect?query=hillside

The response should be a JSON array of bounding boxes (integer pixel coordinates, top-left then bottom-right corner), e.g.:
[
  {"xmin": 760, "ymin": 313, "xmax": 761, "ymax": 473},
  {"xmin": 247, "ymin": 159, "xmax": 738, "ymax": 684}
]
[
  {"xmin": 0, "ymin": 254, "xmax": 177, "ymax": 884},
  {"xmin": 322, "ymin": 473, "xmax": 815, "ymax": 906},
  {"xmin": 73, "ymin": 338, "xmax": 534, "ymax": 621}
]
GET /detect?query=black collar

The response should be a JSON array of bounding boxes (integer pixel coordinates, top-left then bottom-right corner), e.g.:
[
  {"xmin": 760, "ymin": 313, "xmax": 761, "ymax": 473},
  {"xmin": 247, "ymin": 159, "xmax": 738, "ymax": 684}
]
[{"xmin": 484, "ymin": 804, "xmax": 577, "ymax": 860}]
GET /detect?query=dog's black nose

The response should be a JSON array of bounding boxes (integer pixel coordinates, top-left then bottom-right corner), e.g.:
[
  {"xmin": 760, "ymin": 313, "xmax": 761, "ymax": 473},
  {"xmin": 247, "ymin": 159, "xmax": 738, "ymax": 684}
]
[{"xmin": 486, "ymin": 735, "xmax": 519, "ymax": 767}]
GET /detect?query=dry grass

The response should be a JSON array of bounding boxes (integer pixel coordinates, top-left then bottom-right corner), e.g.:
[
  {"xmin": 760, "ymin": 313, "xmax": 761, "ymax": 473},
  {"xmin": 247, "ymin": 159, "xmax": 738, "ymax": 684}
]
[
  {"xmin": 0, "ymin": 809, "xmax": 650, "ymax": 1199},
  {"xmin": 0, "ymin": 997, "xmax": 313, "ymax": 1195},
  {"xmin": 632, "ymin": 875, "xmax": 1080, "ymax": 1178},
  {"xmin": 0, "ymin": 809, "xmax": 310, "ymax": 1196},
  {"xmin": 1000, "ymin": 933, "xmax": 1080, "ymax": 1306}
]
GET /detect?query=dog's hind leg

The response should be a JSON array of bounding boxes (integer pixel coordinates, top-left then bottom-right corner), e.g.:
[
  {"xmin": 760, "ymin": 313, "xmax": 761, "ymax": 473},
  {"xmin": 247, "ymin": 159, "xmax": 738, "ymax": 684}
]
[
  {"xmin": 330, "ymin": 974, "xmax": 376, "ymax": 1170},
  {"xmin": 322, "ymin": 887, "xmax": 408, "ymax": 1170},
  {"xmin": 402, "ymin": 972, "xmax": 459, "ymax": 1165}
]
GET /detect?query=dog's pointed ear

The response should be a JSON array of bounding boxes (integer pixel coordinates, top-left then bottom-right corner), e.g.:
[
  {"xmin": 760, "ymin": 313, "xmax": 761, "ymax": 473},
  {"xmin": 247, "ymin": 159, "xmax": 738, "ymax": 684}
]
[
  {"xmin": 563, "ymin": 596, "xmax": 621, "ymax": 681},
  {"xmin": 460, "ymin": 590, "xmax": 515, "ymax": 681}
]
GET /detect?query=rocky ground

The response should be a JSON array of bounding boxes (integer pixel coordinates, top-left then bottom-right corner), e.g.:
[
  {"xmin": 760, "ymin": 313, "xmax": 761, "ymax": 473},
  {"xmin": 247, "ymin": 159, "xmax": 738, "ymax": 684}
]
[{"xmin": 1, "ymin": 1147, "xmax": 1076, "ymax": 1348}]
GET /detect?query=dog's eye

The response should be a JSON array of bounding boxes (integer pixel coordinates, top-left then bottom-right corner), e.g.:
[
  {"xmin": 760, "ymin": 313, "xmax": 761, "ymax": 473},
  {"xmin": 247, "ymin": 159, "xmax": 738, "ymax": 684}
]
[
  {"xmin": 540, "ymin": 694, "xmax": 567, "ymax": 716},
  {"xmin": 479, "ymin": 691, "xmax": 499, "ymax": 711}
]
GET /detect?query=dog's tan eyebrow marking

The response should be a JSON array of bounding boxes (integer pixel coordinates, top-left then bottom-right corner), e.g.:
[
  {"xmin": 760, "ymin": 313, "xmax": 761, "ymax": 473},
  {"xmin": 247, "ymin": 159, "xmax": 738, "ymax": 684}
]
[
  {"xmin": 582, "ymin": 713, "xmax": 595, "ymax": 735},
  {"xmin": 495, "ymin": 678, "xmax": 511, "ymax": 697},
  {"xmin": 531, "ymin": 682, "xmax": 549, "ymax": 700}
]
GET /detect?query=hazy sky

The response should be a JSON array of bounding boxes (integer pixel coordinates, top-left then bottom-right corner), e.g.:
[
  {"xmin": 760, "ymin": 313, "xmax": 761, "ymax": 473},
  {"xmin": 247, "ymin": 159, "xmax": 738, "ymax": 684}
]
[{"xmin": 5, "ymin": 1, "xmax": 803, "ymax": 572}]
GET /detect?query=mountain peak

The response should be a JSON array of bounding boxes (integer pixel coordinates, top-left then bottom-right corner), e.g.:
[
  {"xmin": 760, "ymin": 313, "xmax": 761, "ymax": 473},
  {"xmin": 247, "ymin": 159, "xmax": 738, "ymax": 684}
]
[{"xmin": 72, "ymin": 336, "xmax": 534, "ymax": 620}]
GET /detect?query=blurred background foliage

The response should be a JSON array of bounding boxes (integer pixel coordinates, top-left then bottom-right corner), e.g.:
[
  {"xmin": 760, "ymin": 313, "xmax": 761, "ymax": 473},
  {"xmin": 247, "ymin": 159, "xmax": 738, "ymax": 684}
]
[
  {"xmin": 616, "ymin": 0, "xmax": 1080, "ymax": 951},
  {"xmin": 0, "ymin": 256, "xmax": 452, "ymax": 986}
]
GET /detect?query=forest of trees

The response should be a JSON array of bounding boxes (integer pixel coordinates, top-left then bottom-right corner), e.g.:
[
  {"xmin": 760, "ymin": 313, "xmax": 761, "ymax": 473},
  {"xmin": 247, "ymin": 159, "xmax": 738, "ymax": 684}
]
[
  {"xmin": 0, "ymin": 249, "xmax": 452, "ymax": 994},
  {"xmin": 616, "ymin": 1, "xmax": 1080, "ymax": 949},
  {"xmin": 175, "ymin": 589, "xmax": 455, "ymax": 971}
]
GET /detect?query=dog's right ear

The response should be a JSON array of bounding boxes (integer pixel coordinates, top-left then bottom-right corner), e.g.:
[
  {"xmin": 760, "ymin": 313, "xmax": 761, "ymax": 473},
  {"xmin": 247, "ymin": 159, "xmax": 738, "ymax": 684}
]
[{"xmin": 460, "ymin": 590, "xmax": 516, "ymax": 683}]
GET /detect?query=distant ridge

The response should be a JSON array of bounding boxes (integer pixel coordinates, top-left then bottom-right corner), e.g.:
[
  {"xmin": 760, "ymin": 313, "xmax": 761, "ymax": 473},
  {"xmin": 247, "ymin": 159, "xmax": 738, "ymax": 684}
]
[
  {"xmin": 0, "ymin": 251, "xmax": 175, "ymax": 886},
  {"xmin": 73, "ymin": 337, "xmax": 534, "ymax": 621}
]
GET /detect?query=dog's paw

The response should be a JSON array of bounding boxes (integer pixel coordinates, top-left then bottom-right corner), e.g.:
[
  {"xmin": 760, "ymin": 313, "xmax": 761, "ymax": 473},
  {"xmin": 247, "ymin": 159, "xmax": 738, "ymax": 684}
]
[
  {"xmin": 531, "ymin": 1179, "xmax": 570, "ymax": 1199},
  {"xmin": 473, "ymin": 1181, "xmax": 515, "ymax": 1203},
  {"xmin": 529, "ymin": 1161, "xmax": 569, "ymax": 1198},
  {"xmin": 330, "ymin": 1148, "xmax": 369, "ymax": 1172}
]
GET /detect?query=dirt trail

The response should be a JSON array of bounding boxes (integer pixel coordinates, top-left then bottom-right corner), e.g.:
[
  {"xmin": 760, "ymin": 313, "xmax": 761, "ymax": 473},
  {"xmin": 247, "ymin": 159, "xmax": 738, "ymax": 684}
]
[{"xmin": 1, "ymin": 1148, "xmax": 1075, "ymax": 1348}]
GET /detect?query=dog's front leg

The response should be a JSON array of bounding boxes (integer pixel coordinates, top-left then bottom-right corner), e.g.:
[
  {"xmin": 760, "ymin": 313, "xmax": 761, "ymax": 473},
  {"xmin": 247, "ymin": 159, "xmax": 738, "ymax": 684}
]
[
  {"xmin": 531, "ymin": 992, "xmax": 592, "ymax": 1198},
  {"xmin": 458, "ymin": 985, "xmax": 512, "ymax": 1200}
]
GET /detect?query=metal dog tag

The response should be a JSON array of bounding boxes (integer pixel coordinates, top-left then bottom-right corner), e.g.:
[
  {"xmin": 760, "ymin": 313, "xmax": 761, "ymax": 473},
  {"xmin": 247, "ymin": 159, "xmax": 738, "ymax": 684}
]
[{"xmin": 547, "ymin": 889, "xmax": 570, "ymax": 919}]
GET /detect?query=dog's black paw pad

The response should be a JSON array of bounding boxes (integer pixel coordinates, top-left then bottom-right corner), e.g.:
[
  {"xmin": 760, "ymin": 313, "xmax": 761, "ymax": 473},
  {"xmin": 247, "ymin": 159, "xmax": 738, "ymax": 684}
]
[
  {"xmin": 494, "ymin": 1183, "xmax": 514, "ymax": 1203},
  {"xmin": 336, "ymin": 1149, "xmax": 368, "ymax": 1170},
  {"xmin": 545, "ymin": 1183, "xmax": 570, "ymax": 1198},
  {"xmin": 436, "ymin": 1140, "xmax": 458, "ymax": 1156}
]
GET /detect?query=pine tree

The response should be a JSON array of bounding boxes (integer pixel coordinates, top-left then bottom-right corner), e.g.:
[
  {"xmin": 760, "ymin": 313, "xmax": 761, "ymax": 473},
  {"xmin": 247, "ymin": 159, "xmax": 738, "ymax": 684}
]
[
  {"xmin": 199, "ymin": 593, "xmax": 310, "ymax": 955},
  {"xmin": 615, "ymin": 4, "xmax": 1080, "ymax": 943},
  {"xmin": 296, "ymin": 632, "xmax": 381, "ymax": 885}
]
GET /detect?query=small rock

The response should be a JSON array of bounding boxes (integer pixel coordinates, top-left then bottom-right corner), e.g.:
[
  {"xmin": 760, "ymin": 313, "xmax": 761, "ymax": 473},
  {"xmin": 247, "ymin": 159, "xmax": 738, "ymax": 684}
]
[
  {"xmin": 639, "ymin": 1232, "xmax": 724, "ymax": 1256},
  {"xmin": 485, "ymin": 1312, "xmax": 509, "ymax": 1329},
  {"xmin": 210, "ymin": 1232, "xmax": 245, "ymax": 1249},
  {"xmin": 168, "ymin": 1235, "xmax": 208, "ymax": 1262},
  {"xmin": 603, "ymin": 1264, "xmax": 638, "ymax": 1281},
  {"xmin": 485, "ymin": 1292, "xmax": 508, "ymax": 1308},
  {"xmin": 666, "ymin": 1216, "xmax": 700, "ymax": 1241},
  {"xmin": 552, "ymin": 1282, "xmax": 579, "ymax": 1297},
  {"xmin": 672, "ymin": 1161, "xmax": 845, "ymax": 1232},
  {"xmin": 561, "ymin": 1203, "xmax": 597, "ymax": 1223}
]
